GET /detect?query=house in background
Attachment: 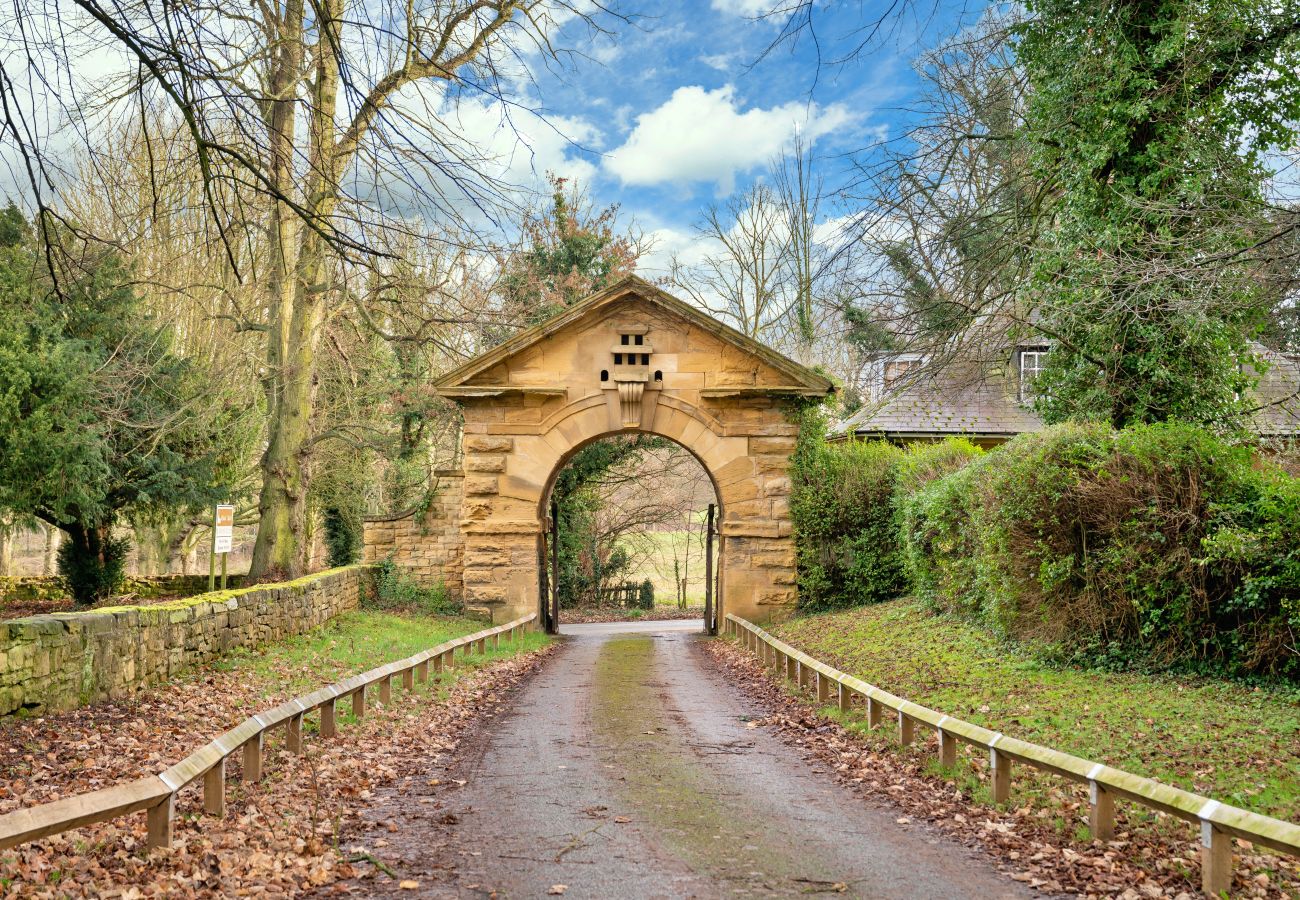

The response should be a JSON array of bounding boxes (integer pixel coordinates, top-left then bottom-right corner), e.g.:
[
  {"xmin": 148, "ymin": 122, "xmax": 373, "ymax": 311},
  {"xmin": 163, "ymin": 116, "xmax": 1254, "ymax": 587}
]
[{"xmin": 834, "ymin": 337, "xmax": 1300, "ymax": 447}]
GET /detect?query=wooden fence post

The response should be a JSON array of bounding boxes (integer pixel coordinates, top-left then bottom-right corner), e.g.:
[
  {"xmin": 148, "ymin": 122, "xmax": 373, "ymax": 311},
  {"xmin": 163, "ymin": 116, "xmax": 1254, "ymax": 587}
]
[
  {"xmin": 352, "ymin": 687, "xmax": 366, "ymax": 719},
  {"xmin": 867, "ymin": 696, "xmax": 881, "ymax": 729},
  {"xmin": 203, "ymin": 759, "xmax": 225, "ymax": 817},
  {"xmin": 416, "ymin": 660, "xmax": 429, "ymax": 682},
  {"xmin": 146, "ymin": 795, "xmax": 173, "ymax": 849},
  {"xmin": 476, "ymin": 637, "xmax": 486, "ymax": 654},
  {"xmin": 898, "ymin": 712, "xmax": 915, "ymax": 747},
  {"xmin": 816, "ymin": 672, "xmax": 831, "ymax": 703},
  {"xmin": 1089, "ymin": 779, "xmax": 1115, "ymax": 841},
  {"xmin": 990, "ymin": 746, "xmax": 1012, "ymax": 803},
  {"xmin": 402, "ymin": 667, "xmax": 415, "ymax": 691},
  {"xmin": 1200, "ymin": 819, "xmax": 1232, "ymax": 896},
  {"xmin": 378, "ymin": 675, "xmax": 392, "ymax": 706},
  {"xmin": 784, "ymin": 653, "xmax": 795, "ymax": 682},
  {"xmin": 938, "ymin": 726, "xmax": 958, "ymax": 768},
  {"xmin": 320, "ymin": 698, "xmax": 337, "ymax": 738},
  {"xmin": 287, "ymin": 713, "xmax": 303, "ymax": 754},
  {"xmin": 242, "ymin": 733, "xmax": 263, "ymax": 782},
  {"xmin": 837, "ymin": 683, "xmax": 852, "ymax": 713},
  {"xmin": 493, "ymin": 632, "xmax": 501, "ymax": 650}
]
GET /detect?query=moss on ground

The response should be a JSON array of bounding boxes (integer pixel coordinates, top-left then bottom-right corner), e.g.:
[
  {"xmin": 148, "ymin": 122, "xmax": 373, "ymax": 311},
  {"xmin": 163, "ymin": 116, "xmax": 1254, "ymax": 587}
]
[{"xmin": 769, "ymin": 600, "xmax": 1300, "ymax": 824}]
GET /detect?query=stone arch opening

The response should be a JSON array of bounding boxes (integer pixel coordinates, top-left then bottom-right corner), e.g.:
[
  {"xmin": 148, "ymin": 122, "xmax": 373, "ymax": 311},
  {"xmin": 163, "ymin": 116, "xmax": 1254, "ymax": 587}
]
[
  {"xmin": 366, "ymin": 277, "xmax": 832, "ymax": 629},
  {"xmin": 537, "ymin": 431, "xmax": 724, "ymax": 630}
]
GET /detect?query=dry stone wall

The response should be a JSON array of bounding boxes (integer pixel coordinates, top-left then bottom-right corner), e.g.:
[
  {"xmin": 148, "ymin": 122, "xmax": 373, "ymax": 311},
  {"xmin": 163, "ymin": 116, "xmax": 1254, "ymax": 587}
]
[
  {"xmin": 0, "ymin": 566, "xmax": 365, "ymax": 717},
  {"xmin": 0, "ymin": 574, "xmax": 249, "ymax": 605}
]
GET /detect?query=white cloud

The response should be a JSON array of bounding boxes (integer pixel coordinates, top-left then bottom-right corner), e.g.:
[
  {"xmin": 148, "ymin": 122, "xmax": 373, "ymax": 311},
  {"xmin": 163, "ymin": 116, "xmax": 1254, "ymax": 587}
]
[
  {"xmin": 604, "ymin": 85, "xmax": 851, "ymax": 193},
  {"xmin": 446, "ymin": 98, "xmax": 600, "ymax": 189},
  {"xmin": 711, "ymin": 0, "xmax": 776, "ymax": 16},
  {"xmin": 639, "ymin": 224, "xmax": 719, "ymax": 278}
]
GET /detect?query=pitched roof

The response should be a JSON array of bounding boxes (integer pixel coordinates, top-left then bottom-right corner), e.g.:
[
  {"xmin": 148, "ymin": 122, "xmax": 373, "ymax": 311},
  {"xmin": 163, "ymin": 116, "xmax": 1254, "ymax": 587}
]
[
  {"xmin": 837, "ymin": 341, "xmax": 1300, "ymax": 440},
  {"xmin": 434, "ymin": 275, "xmax": 834, "ymax": 395},
  {"xmin": 835, "ymin": 356, "xmax": 1041, "ymax": 440}
]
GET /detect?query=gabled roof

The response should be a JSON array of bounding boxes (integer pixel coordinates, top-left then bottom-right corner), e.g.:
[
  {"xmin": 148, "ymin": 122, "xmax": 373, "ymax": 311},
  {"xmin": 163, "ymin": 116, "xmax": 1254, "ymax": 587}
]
[{"xmin": 434, "ymin": 275, "xmax": 834, "ymax": 395}]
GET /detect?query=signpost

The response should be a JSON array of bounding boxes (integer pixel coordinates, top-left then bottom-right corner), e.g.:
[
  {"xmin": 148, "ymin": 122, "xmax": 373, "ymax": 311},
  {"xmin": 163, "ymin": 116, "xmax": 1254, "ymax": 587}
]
[{"xmin": 210, "ymin": 504, "xmax": 235, "ymax": 591}]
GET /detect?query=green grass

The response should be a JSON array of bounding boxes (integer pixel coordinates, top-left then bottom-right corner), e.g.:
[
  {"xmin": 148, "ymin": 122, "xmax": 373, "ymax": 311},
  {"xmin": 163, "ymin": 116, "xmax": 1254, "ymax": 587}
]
[
  {"xmin": 211, "ymin": 609, "xmax": 549, "ymax": 698},
  {"xmin": 769, "ymin": 599, "xmax": 1300, "ymax": 824},
  {"xmin": 619, "ymin": 530, "xmax": 710, "ymax": 607}
]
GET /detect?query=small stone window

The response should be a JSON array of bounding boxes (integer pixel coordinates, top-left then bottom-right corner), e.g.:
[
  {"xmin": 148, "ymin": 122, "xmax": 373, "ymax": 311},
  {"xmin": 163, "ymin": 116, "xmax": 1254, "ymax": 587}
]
[
  {"xmin": 621, "ymin": 335, "xmax": 630, "ymax": 345},
  {"xmin": 634, "ymin": 335, "xmax": 643, "ymax": 346},
  {"xmin": 601, "ymin": 369, "xmax": 609, "ymax": 382},
  {"xmin": 654, "ymin": 370, "xmax": 663, "ymax": 382},
  {"xmin": 614, "ymin": 353, "xmax": 623, "ymax": 365},
  {"xmin": 640, "ymin": 353, "xmax": 649, "ymax": 365}
]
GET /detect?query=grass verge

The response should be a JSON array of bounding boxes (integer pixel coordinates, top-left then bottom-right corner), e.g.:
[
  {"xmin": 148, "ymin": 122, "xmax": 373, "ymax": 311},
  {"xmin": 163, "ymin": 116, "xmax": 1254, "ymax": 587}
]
[
  {"xmin": 768, "ymin": 599, "xmax": 1300, "ymax": 826},
  {"xmin": 209, "ymin": 609, "xmax": 547, "ymax": 699}
]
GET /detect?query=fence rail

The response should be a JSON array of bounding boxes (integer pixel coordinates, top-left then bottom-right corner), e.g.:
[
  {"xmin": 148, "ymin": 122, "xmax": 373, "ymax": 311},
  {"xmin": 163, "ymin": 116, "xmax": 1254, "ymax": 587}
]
[
  {"xmin": 0, "ymin": 612, "xmax": 537, "ymax": 852},
  {"xmin": 725, "ymin": 613, "xmax": 1300, "ymax": 897}
]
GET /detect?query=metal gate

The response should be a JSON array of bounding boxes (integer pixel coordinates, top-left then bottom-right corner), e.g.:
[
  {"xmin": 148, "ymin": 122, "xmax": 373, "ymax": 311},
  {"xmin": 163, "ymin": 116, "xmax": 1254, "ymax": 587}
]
[{"xmin": 704, "ymin": 503, "xmax": 718, "ymax": 635}]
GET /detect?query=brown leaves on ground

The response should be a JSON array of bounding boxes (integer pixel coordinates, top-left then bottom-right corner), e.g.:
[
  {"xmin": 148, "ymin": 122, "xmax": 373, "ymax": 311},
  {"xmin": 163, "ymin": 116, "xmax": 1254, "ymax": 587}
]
[
  {"xmin": 705, "ymin": 640, "xmax": 1300, "ymax": 899},
  {"xmin": 0, "ymin": 646, "xmax": 554, "ymax": 897}
]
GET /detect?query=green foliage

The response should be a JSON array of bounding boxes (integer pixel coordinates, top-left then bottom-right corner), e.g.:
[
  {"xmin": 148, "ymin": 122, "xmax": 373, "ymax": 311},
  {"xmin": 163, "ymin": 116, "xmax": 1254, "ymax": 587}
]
[
  {"xmin": 323, "ymin": 505, "xmax": 362, "ymax": 568},
  {"xmin": 370, "ymin": 557, "xmax": 462, "ymax": 616},
  {"xmin": 637, "ymin": 578, "xmax": 654, "ymax": 610},
  {"xmin": 790, "ymin": 410, "xmax": 906, "ymax": 610},
  {"xmin": 901, "ymin": 422, "xmax": 1300, "ymax": 679},
  {"xmin": 56, "ymin": 532, "xmax": 128, "ymax": 606},
  {"xmin": 1018, "ymin": 0, "xmax": 1300, "ymax": 430},
  {"xmin": 0, "ymin": 213, "xmax": 243, "ymax": 594}
]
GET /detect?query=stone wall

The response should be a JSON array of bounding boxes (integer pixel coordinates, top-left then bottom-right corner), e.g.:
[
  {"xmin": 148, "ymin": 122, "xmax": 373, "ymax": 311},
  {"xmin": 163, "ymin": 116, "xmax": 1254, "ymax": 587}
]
[
  {"xmin": 363, "ymin": 472, "xmax": 465, "ymax": 598},
  {"xmin": 0, "ymin": 566, "xmax": 366, "ymax": 717},
  {"xmin": 0, "ymin": 574, "xmax": 249, "ymax": 605}
]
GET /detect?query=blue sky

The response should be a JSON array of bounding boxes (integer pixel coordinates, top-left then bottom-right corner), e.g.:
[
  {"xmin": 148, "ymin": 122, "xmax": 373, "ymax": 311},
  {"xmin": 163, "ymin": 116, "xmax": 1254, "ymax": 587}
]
[{"xmin": 490, "ymin": 0, "xmax": 985, "ymax": 272}]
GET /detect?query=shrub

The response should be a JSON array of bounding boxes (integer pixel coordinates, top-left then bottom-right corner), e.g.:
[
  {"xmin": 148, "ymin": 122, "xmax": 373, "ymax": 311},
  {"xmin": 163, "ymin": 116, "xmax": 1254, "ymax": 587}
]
[
  {"xmin": 899, "ymin": 451, "xmax": 990, "ymax": 618},
  {"xmin": 323, "ymin": 505, "xmax": 362, "ymax": 568},
  {"xmin": 906, "ymin": 421, "xmax": 1299, "ymax": 679},
  {"xmin": 370, "ymin": 557, "xmax": 462, "ymax": 617},
  {"xmin": 57, "ymin": 532, "xmax": 128, "ymax": 606},
  {"xmin": 791, "ymin": 412, "xmax": 906, "ymax": 610},
  {"xmin": 637, "ymin": 578, "xmax": 654, "ymax": 610}
]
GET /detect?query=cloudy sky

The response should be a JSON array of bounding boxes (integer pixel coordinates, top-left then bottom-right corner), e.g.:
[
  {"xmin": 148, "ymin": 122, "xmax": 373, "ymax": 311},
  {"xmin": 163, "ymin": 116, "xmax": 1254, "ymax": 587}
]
[{"xmin": 463, "ymin": 0, "xmax": 979, "ymax": 273}]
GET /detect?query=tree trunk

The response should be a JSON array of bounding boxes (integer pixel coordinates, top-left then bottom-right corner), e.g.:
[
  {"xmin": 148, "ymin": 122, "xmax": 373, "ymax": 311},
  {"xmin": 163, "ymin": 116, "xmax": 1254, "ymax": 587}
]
[
  {"xmin": 0, "ymin": 515, "xmax": 12, "ymax": 576},
  {"xmin": 248, "ymin": 0, "xmax": 305, "ymax": 579},
  {"xmin": 60, "ymin": 522, "xmax": 124, "ymax": 606},
  {"xmin": 41, "ymin": 523, "xmax": 59, "ymax": 575}
]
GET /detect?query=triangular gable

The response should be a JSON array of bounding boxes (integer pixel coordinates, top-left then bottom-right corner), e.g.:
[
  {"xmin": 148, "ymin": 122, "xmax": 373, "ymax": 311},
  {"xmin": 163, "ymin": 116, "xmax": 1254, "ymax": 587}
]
[{"xmin": 434, "ymin": 275, "xmax": 834, "ymax": 395}]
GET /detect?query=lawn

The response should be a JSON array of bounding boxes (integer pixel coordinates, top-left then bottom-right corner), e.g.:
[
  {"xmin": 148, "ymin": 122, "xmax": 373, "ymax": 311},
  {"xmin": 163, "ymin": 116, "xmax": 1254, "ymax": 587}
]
[
  {"xmin": 768, "ymin": 600, "xmax": 1300, "ymax": 826},
  {"xmin": 209, "ymin": 609, "xmax": 549, "ymax": 701}
]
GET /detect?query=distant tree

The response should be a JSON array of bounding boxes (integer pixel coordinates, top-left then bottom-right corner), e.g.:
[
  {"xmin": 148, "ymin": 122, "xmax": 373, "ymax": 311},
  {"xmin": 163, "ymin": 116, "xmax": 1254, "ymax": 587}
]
[
  {"xmin": 493, "ymin": 175, "xmax": 642, "ymax": 340},
  {"xmin": 0, "ymin": 210, "xmax": 245, "ymax": 603}
]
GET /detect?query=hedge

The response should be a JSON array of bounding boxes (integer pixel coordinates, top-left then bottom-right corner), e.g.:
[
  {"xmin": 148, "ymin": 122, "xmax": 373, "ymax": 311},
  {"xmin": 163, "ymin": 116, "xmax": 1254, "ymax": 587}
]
[{"xmin": 792, "ymin": 415, "xmax": 1300, "ymax": 680}]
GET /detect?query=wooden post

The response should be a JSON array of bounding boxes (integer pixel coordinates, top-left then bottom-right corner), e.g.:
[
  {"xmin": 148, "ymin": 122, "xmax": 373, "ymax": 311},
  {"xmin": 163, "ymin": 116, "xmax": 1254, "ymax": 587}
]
[
  {"xmin": 476, "ymin": 637, "xmax": 486, "ymax": 654},
  {"xmin": 816, "ymin": 672, "xmax": 831, "ymax": 703},
  {"xmin": 352, "ymin": 686, "xmax": 366, "ymax": 719},
  {"xmin": 837, "ymin": 683, "xmax": 852, "ymax": 713},
  {"xmin": 242, "ymin": 732, "xmax": 263, "ymax": 782},
  {"xmin": 493, "ymin": 632, "xmax": 500, "ymax": 650},
  {"xmin": 867, "ymin": 696, "xmax": 881, "ymax": 729},
  {"xmin": 416, "ymin": 660, "xmax": 429, "ymax": 682},
  {"xmin": 795, "ymin": 661, "xmax": 805, "ymax": 689},
  {"xmin": 1200, "ymin": 820, "xmax": 1232, "ymax": 897},
  {"xmin": 898, "ymin": 712, "xmax": 914, "ymax": 747},
  {"xmin": 378, "ymin": 675, "xmax": 392, "ymax": 705},
  {"xmin": 785, "ymin": 653, "xmax": 796, "ymax": 683},
  {"xmin": 146, "ymin": 795, "xmax": 174, "ymax": 849},
  {"xmin": 990, "ymin": 747, "xmax": 1012, "ymax": 803},
  {"xmin": 938, "ymin": 728, "xmax": 958, "ymax": 768},
  {"xmin": 203, "ymin": 759, "xmax": 226, "ymax": 817},
  {"xmin": 509, "ymin": 625, "xmax": 517, "ymax": 642},
  {"xmin": 402, "ymin": 667, "xmax": 415, "ymax": 691},
  {"xmin": 320, "ymin": 698, "xmax": 337, "ymax": 737},
  {"xmin": 1089, "ymin": 780, "xmax": 1115, "ymax": 841},
  {"xmin": 287, "ymin": 713, "xmax": 303, "ymax": 753}
]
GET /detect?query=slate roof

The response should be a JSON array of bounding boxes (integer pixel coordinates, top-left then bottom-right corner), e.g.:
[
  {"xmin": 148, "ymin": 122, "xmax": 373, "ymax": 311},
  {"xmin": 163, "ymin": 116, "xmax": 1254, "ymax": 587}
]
[{"xmin": 835, "ymin": 341, "xmax": 1300, "ymax": 441}]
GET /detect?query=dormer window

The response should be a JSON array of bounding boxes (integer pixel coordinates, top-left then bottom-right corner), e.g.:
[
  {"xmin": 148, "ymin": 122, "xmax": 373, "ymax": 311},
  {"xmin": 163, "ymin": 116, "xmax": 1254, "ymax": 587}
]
[
  {"xmin": 1019, "ymin": 346, "xmax": 1049, "ymax": 402},
  {"xmin": 880, "ymin": 355, "xmax": 922, "ymax": 396}
]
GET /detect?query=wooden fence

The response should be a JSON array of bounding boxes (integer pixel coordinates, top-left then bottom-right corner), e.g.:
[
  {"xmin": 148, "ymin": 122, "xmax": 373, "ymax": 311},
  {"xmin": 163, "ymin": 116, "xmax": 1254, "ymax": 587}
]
[
  {"xmin": 0, "ymin": 613, "xmax": 536, "ymax": 853},
  {"xmin": 726, "ymin": 614, "xmax": 1300, "ymax": 897}
]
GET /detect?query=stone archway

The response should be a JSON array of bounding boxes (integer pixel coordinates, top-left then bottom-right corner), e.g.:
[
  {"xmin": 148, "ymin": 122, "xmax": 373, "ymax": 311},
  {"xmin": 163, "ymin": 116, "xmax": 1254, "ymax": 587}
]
[{"xmin": 367, "ymin": 276, "xmax": 832, "ymax": 626}]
